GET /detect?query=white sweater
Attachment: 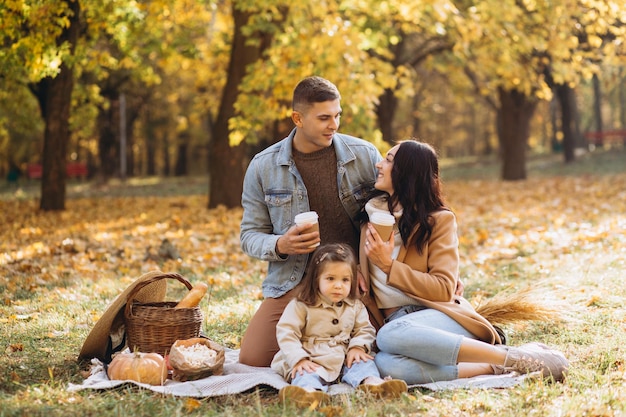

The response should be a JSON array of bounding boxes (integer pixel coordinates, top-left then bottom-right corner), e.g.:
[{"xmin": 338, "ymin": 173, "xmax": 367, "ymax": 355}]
[{"xmin": 365, "ymin": 197, "xmax": 422, "ymax": 309}]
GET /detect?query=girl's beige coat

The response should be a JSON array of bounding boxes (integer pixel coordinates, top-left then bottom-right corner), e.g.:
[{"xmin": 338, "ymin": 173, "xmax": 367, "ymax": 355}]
[{"xmin": 271, "ymin": 297, "xmax": 375, "ymax": 382}]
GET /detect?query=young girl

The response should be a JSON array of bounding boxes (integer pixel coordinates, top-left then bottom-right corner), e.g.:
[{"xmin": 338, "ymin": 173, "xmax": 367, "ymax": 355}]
[{"xmin": 271, "ymin": 243, "xmax": 407, "ymax": 408}]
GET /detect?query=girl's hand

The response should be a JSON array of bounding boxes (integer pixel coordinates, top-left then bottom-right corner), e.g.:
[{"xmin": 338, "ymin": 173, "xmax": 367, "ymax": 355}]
[
  {"xmin": 346, "ymin": 347, "xmax": 374, "ymax": 368},
  {"xmin": 364, "ymin": 223, "xmax": 394, "ymax": 274},
  {"xmin": 290, "ymin": 359, "xmax": 319, "ymax": 379},
  {"xmin": 455, "ymin": 278, "xmax": 465, "ymax": 296},
  {"xmin": 357, "ymin": 269, "xmax": 368, "ymax": 294}
]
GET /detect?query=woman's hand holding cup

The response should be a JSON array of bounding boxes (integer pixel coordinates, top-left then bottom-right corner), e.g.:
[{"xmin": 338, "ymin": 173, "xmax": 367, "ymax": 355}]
[{"xmin": 364, "ymin": 223, "xmax": 394, "ymax": 274}]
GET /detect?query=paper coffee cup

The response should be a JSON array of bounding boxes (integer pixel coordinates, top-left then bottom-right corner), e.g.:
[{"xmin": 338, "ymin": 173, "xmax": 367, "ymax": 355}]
[
  {"xmin": 294, "ymin": 211, "xmax": 320, "ymax": 247},
  {"xmin": 370, "ymin": 212, "xmax": 395, "ymax": 241}
]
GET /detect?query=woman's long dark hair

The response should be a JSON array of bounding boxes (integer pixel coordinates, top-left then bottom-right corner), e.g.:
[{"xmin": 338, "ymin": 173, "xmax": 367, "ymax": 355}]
[{"xmin": 361, "ymin": 140, "xmax": 448, "ymax": 254}]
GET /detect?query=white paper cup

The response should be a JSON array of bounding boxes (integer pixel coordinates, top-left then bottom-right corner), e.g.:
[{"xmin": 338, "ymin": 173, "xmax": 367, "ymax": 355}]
[
  {"xmin": 294, "ymin": 211, "xmax": 320, "ymax": 247},
  {"xmin": 370, "ymin": 212, "xmax": 395, "ymax": 241}
]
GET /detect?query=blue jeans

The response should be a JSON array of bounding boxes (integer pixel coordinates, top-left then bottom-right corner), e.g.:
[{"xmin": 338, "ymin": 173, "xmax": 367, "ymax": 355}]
[
  {"xmin": 291, "ymin": 359, "xmax": 381, "ymax": 392},
  {"xmin": 374, "ymin": 308, "xmax": 479, "ymax": 384}
]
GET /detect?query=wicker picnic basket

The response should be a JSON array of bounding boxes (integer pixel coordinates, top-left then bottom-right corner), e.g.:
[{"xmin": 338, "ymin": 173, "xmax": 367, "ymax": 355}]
[{"xmin": 124, "ymin": 272, "xmax": 203, "ymax": 355}]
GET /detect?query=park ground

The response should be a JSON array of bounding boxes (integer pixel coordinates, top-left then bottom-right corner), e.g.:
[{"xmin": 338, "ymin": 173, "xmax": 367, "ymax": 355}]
[{"xmin": 1, "ymin": 149, "xmax": 625, "ymax": 416}]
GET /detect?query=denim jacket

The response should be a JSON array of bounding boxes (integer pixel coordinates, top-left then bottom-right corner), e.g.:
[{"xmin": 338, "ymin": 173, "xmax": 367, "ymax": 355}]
[{"xmin": 240, "ymin": 128, "xmax": 382, "ymax": 298}]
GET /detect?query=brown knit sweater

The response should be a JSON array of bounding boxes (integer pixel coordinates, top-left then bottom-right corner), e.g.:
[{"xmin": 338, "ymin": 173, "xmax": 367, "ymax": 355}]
[{"xmin": 293, "ymin": 144, "xmax": 359, "ymax": 256}]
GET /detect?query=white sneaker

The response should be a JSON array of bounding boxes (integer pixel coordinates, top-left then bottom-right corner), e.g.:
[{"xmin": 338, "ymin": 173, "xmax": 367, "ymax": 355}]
[{"xmin": 503, "ymin": 342, "xmax": 569, "ymax": 382}]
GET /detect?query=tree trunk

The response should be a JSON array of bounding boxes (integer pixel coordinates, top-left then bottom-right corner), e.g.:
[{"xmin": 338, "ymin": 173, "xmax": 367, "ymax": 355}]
[
  {"xmin": 620, "ymin": 68, "xmax": 626, "ymax": 146},
  {"xmin": 145, "ymin": 108, "xmax": 157, "ymax": 176},
  {"xmin": 125, "ymin": 103, "xmax": 140, "ymax": 177},
  {"xmin": 570, "ymin": 88, "xmax": 584, "ymax": 149},
  {"xmin": 175, "ymin": 133, "xmax": 189, "ymax": 176},
  {"xmin": 592, "ymin": 73, "xmax": 604, "ymax": 147},
  {"xmin": 376, "ymin": 88, "xmax": 399, "ymax": 144},
  {"xmin": 411, "ymin": 93, "xmax": 421, "ymax": 139},
  {"xmin": 146, "ymin": 135, "xmax": 156, "ymax": 176},
  {"xmin": 162, "ymin": 135, "xmax": 171, "ymax": 176},
  {"xmin": 208, "ymin": 5, "xmax": 276, "ymax": 208},
  {"xmin": 35, "ymin": 0, "xmax": 80, "ymax": 211},
  {"xmin": 549, "ymin": 97, "xmax": 560, "ymax": 152},
  {"xmin": 97, "ymin": 101, "xmax": 118, "ymax": 178},
  {"xmin": 497, "ymin": 88, "xmax": 537, "ymax": 181},
  {"xmin": 556, "ymin": 84, "xmax": 576, "ymax": 163},
  {"xmin": 468, "ymin": 105, "xmax": 478, "ymax": 155},
  {"xmin": 38, "ymin": 70, "xmax": 72, "ymax": 210}
]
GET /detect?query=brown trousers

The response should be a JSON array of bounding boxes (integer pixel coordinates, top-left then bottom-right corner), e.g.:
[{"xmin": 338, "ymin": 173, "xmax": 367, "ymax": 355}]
[{"xmin": 238, "ymin": 286, "xmax": 299, "ymax": 367}]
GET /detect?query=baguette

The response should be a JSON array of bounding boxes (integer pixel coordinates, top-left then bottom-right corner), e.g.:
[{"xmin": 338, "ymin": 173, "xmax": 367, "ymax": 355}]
[{"xmin": 175, "ymin": 282, "xmax": 209, "ymax": 309}]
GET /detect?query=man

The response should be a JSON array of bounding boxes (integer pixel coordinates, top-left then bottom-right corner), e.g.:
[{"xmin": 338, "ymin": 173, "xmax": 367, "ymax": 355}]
[{"xmin": 239, "ymin": 76, "xmax": 382, "ymax": 366}]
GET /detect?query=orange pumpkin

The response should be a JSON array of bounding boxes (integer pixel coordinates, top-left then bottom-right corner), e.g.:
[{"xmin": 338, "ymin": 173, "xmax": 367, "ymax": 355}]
[{"xmin": 107, "ymin": 351, "xmax": 168, "ymax": 385}]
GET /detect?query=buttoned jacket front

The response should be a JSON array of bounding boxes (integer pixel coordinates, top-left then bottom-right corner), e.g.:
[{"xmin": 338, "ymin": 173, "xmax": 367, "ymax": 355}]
[
  {"xmin": 360, "ymin": 209, "xmax": 502, "ymax": 344},
  {"xmin": 270, "ymin": 297, "xmax": 375, "ymax": 382},
  {"xmin": 240, "ymin": 129, "xmax": 381, "ymax": 298}
]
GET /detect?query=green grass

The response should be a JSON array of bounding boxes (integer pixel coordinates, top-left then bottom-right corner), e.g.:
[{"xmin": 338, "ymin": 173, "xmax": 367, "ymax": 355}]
[
  {"xmin": 1, "ymin": 147, "xmax": 626, "ymax": 416},
  {"xmin": 440, "ymin": 147, "xmax": 626, "ymax": 180},
  {"xmin": 3, "ymin": 147, "xmax": 624, "ymax": 201}
]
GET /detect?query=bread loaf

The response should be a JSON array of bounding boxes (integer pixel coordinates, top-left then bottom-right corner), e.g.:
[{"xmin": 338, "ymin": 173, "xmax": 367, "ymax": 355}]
[{"xmin": 175, "ymin": 282, "xmax": 208, "ymax": 308}]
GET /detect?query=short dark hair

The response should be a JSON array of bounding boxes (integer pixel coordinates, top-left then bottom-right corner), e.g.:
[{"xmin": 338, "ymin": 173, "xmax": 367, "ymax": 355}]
[
  {"xmin": 297, "ymin": 243, "xmax": 357, "ymax": 305},
  {"xmin": 292, "ymin": 76, "xmax": 341, "ymax": 112}
]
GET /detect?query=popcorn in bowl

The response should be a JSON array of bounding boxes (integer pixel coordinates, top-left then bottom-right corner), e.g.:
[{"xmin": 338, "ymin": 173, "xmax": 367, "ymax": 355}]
[
  {"xmin": 168, "ymin": 337, "xmax": 225, "ymax": 381},
  {"xmin": 174, "ymin": 342, "xmax": 218, "ymax": 367}
]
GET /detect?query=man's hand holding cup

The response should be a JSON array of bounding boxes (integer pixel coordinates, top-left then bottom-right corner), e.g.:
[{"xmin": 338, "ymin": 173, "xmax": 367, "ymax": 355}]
[{"xmin": 276, "ymin": 211, "xmax": 321, "ymax": 256}]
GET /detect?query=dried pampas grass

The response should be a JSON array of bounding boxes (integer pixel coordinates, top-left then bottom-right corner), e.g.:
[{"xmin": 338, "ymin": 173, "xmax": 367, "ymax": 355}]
[{"xmin": 473, "ymin": 285, "xmax": 567, "ymax": 326}]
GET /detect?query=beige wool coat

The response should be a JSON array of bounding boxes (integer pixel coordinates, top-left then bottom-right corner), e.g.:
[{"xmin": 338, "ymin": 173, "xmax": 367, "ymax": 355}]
[
  {"xmin": 360, "ymin": 209, "xmax": 502, "ymax": 345},
  {"xmin": 270, "ymin": 297, "xmax": 376, "ymax": 382}
]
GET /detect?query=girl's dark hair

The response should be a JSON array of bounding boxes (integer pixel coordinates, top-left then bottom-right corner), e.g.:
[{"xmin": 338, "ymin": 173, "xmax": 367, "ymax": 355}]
[
  {"xmin": 360, "ymin": 139, "xmax": 448, "ymax": 254},
  {"xmin": 298, "ymin": 243, "xmax": 358, "ymax": 305}
]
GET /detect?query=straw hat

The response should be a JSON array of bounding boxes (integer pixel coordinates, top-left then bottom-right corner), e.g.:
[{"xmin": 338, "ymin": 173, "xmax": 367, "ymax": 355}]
[{"xmin": 78, "ymin": 270, "xmax": 168, "ymax": 363}]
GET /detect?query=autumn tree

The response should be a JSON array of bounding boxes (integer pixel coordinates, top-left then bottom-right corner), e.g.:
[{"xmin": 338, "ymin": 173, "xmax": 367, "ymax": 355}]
[
  {"xmin": 102, "ymin": 3, "xmax": 225, "ymax": 178},
  {"xmin": 0, "ymin": 80, "xmax": 44, "ymax": 176},
  {"xmin": 1, "ymin": 0, "xmax": 82, "ymax": 210},
  {"xmin": 208, "ymin": 1, "xmax": 396, "ymax": 208},
  {"xmin": 451, "ymin": 0, "xmax": 626, "ymax": 179},
  {"xmin": 2, "ymin": 0, "xmax": 159, "ymax": 208},
  {"xmin": 339, "ymin": 2, "xmax": 457, "ymax": 144},
  {"xmin": 207, "ymin": 2, "xmax": 284, "ymax": 208},
  {"xmin": 4, "ymin": 0, "xmax": 625, "ymax": 210},
  {"xmin": 550, "ymin": 82, "xmax": 582, "ymax": 162},
  {"xmin": 224, "ymin": 0, "xmax": 626, "ymax": 185}
]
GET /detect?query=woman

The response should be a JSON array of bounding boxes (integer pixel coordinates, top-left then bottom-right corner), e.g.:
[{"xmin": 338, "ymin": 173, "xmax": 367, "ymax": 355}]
[{"xmin": 359, "ymin": 140, "xmax": 569, "ymax": 384}]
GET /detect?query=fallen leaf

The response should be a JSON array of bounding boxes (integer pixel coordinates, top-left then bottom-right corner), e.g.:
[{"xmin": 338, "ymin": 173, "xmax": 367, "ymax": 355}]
[{"xmin": 184, "ymin": 398, "xmax": 202, "ymax": 412}]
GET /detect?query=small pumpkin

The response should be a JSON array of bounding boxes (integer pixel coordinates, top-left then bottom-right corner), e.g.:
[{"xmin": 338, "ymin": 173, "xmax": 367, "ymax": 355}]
[{"xmin": 107, "ymin": 351, "xmax": 168, "ymax": 385}]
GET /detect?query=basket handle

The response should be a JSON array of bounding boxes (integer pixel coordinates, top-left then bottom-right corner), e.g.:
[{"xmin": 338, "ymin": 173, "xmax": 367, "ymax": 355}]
[{"xmin": 124, "ymin": 272, "xmax": 193, "ymax": 318}]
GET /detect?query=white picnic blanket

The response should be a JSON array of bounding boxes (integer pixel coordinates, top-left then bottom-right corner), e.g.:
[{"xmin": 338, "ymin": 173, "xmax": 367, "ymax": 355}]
[{"xmin": 67, "ymin": 349, "xmax": 529, "ymax": 397}]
